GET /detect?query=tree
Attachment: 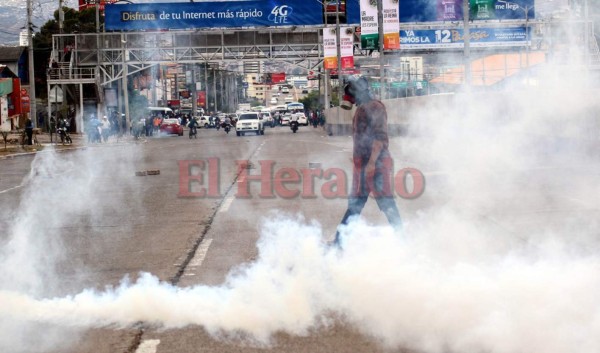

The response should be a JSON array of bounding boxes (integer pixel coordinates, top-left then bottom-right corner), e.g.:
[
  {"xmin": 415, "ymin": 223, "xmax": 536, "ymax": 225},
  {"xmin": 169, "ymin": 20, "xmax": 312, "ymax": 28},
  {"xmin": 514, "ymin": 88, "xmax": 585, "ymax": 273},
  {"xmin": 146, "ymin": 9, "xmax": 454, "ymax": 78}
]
[{"xmin": 299, "ymin": 91, "xmax": 320, "ymax": 111}]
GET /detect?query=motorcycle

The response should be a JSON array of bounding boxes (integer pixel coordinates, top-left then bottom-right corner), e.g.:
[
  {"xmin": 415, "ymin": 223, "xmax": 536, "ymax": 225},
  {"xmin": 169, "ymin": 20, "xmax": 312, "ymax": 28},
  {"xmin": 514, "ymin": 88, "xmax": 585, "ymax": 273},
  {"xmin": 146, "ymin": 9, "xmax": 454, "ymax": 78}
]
[
  {"xmin": 223, "ymin": 122, "xmax": 231, "ymax": 134},
  {"xmin": 57, "ymin": 126, "xmax": 72, "ymax": 144},
  {"xmin": 290, "ymin": 120, "xmax": 299, "ymax": 133},
  {"xmin": 189, "ymin": 126, "xmax": 197, "ymax": 139}
]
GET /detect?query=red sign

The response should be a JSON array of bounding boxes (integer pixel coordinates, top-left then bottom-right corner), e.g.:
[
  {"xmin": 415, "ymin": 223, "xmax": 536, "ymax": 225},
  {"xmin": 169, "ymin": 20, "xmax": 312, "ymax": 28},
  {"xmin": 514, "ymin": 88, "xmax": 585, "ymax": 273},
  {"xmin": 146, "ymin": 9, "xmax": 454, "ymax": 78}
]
[
  {"xmin": 21, "ymin": 95, "xmax": 30, "ymax": 114},
  {"xmin": 167, "ymin": 100, "xmax": 180, "ymax": 108},
  {"xmin": 197, "ymin": 91, "xmax": 206, "ymax": 108},
  {"xmin": 78, "ymin": 0, "xmax": 117, "ymax": 11},
  {"xmin": 270, "ymin": 73, "xmax": 286, "ymax": 84}
]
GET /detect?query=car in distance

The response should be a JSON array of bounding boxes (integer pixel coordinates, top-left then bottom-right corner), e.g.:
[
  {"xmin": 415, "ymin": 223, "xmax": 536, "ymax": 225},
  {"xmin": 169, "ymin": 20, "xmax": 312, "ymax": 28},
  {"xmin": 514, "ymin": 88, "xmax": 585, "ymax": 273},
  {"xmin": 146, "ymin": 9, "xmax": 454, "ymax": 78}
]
[
  {"xmin": 280, "ymin": 113, "xmax": 292, "ymax": 126},
  {"xmin": 197, "ymin": 116, "xmax": 214, "ymax": 128},
  {"xmin": 270, "ymin": 97, "xmax": 278, "ymax": 105},
  {"xmin": 160, "ymin": 118, "xmax": 184, "ymax": 136},
  {"xmin": 294, "ymin": 112, "xmax": 308, "ymax": 126},
  {"xmin": 260, "ymin": 111, "xmax": 275, "ymax": 128},
  {"xmin": 236, "ymin": 112, "xmax": 264, "ymax": 136}
]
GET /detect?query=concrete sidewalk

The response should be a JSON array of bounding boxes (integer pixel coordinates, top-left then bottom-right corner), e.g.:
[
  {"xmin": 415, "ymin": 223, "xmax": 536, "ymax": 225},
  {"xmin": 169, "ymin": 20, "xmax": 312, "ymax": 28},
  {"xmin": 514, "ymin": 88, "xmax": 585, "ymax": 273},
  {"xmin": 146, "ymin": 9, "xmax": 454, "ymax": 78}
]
[{"xmin": 0, "ymin": 130, "xmax": 111, "ymax": 159}]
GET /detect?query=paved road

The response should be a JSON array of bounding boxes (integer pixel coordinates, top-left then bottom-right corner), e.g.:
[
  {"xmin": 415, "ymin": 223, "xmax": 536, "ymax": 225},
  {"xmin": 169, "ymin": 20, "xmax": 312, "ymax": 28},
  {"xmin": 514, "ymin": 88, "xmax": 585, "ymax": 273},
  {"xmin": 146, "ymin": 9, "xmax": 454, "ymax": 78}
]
[{"xmin": 1, "ymin": 123, "xmax": 599, "ymax": 353}]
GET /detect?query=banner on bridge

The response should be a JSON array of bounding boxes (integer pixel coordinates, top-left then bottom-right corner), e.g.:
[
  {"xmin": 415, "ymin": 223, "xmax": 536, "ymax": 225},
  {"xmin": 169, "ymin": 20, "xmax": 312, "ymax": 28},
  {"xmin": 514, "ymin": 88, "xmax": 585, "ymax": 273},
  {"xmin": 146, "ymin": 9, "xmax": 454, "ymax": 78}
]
[
  {"xmin": 347, "ymin": 0, "xmax": 535, "ymax": 25},
  {"xmin": 105, "ymin": 0, "xmax": 324, "ymax": 31},
  {"xmin": 400, "ymin": 27, "xmax": 529, "ymax": 49}
]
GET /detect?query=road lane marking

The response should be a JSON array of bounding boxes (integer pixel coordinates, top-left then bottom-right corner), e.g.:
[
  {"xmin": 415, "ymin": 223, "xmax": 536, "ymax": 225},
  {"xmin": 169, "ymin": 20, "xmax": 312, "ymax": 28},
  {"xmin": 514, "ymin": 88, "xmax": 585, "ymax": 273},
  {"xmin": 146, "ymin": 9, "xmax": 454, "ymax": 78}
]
[
  {"xmin": 0, "ymin": 183, "xmax": 25, "ymax": 194},
  {"xmin": 187, "ymin": 238, "xmax": 213, "ymax": 268},
  {"xmin": 219, "ymin": 196, "xmax": 234, "ymax": 213},
  {"xmin": 135, "ymin": 339, "xmax": 160, "ymax": 353}
]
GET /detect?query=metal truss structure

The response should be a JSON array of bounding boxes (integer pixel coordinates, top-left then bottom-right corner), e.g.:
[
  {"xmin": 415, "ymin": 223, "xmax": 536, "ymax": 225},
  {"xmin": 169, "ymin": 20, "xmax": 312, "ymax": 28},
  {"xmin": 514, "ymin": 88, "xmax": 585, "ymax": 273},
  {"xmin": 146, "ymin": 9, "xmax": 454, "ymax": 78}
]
[
  {"xmin": 49, "ymin": 17, "xmax": 599, "ymax": 88},
  {"xmin": 52, "ymin": 27, "xmax": 332, "ymax": 87}
]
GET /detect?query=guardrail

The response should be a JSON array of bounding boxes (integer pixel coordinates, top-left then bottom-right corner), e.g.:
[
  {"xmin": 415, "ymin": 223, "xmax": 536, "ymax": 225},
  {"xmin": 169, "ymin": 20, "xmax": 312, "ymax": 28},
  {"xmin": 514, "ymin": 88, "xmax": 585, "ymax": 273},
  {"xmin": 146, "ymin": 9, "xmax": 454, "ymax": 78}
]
[{"xmin": 47, "ymin": 67, "xmax": 97, "ymax": 81}]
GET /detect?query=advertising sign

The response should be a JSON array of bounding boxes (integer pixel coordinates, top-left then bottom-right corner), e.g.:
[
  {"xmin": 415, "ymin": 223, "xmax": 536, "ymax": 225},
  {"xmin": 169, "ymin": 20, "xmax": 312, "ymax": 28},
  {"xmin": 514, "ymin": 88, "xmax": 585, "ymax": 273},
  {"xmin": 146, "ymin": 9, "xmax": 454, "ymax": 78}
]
[
  {"xmin": 270, "ymin": 73, "xmax": 286, "ymax": 84},
  {"xmin": 398, "ymin": 0, "xmax": 534, "ymax": 23},
  {"xmin": 400, "ymin": 27, "xmax": 528, "ymax": 49},
  {"xmin": 21, "ymin": 90, "xmax": 30, "ymax": 114},
  {"xmin": 437, "ymin": 0, "xmax": 463, "ymax": 21},
  {"xmin": 359, "ymin": 0, "xmax": 379, "ymax": 50},
  {"xmin": 471, "ymin": 0, "xmax": 495, "ymax": 20},
  {"xmin": 323, "ymin": 28, "xmax": 338, "ymax": 70},
  {"xmin": 382, "ymin": 0, "xmax": 400, "ymax": 49},
  {"xmin": 105, "ymin": 1, "xmax": 324, "ymax": 31},
  {"xmin": 79, "ymin": 0, "xmax": 118, "ymax": 11},
  {"xmin": 197, "ymin": 91, "xmax": 206, "ymax": 108},
  {"xmin": 1, "ymin": 96, "xmax": 9, "ymax": 132},
  {"xmin": 340, "ymin": 26, "xmax": 355, "ymax": 69}
]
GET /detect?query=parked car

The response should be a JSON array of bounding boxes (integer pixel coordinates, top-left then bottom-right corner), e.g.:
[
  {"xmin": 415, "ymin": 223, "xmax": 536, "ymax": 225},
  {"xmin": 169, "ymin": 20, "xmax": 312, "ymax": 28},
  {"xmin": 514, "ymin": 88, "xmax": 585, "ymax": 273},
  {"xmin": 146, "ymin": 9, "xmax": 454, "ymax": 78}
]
[
  {"xmin": 236, "ymin": 112, "xmax": 265, "ymax": 136},
  {"xmin": 160, "ymin": 118, "xmax": 184, "ymax": 136}
]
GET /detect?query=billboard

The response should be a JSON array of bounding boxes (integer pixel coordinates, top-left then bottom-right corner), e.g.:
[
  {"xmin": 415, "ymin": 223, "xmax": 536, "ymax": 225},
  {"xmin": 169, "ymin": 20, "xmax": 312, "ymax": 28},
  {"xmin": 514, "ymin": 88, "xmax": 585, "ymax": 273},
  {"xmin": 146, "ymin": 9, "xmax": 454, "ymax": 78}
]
[
  {"xmin": 347, "ymin": 0, "xmax": 534, "ymax": 25},
  {"xmin": 360, "ymin": 0, "xmax": 379, "ymax": 50},
  {"xmin": 323, "ymin": 28, "xmax": 338, "ymax": 70},
  {"xmin": 400, "ymin": 27, "xmax": 529, "ymax": 49},
  {"xmin": 105, "ymin": 1, "xmax": 324, "ymax": 31},
  {"xmin": 399, "ymin": 0, "xmax": 535, "ymax": 22},
  {"xmin": 382, "ymin": 0, "xmax": 400, "ymax": 49},
  {"xmin": 79, "ymin": 0, "xmax": 118, "ymax": 12}
]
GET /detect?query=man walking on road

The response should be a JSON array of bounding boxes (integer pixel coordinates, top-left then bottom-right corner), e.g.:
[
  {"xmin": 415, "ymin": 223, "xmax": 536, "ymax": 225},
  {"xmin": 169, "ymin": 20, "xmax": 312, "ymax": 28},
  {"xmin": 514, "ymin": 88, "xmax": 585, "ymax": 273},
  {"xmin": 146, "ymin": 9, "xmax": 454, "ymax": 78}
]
[{"xmin": 333, "ymin": 76, "xmax": 402, "ymax": 246}]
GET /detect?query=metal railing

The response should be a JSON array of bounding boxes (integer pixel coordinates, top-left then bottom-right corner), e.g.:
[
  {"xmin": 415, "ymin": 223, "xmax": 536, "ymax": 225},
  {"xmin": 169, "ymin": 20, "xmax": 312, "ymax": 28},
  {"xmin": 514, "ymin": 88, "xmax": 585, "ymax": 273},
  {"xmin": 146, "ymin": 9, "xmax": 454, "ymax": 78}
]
[{"xmin": 47, "ymin": 67, "xmax": 97, "ymax": 81}]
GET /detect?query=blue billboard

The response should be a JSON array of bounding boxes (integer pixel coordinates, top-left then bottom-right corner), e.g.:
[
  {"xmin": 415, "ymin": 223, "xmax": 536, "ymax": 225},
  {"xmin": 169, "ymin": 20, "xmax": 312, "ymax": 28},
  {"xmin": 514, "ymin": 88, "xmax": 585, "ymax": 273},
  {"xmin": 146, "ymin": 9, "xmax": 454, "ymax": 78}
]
[
  {"xmin": 105, "ymin": 1, "xmax": 325, "ymax": 31},
  {"xmin": 400, "ymin": 27, "xmax": 529, "ymax": 49},
  {"xmin": 346, "ymin": 0, "xmax": 535, "ymax": 25}
]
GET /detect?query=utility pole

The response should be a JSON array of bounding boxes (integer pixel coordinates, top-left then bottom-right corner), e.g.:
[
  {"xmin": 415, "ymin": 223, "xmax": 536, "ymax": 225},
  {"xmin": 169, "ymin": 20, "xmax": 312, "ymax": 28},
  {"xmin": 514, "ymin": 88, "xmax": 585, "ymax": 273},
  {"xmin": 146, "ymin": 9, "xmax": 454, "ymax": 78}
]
[
  {"xmin": 335, "ymin": 1, "xmax": 343, "ymax": 104},
  {"xmin": 27, "ymin": 0, "xmax": 37, "ymax": 127},
  {"xmin": 213, "ymin": 66, "xmax": 218, "ymax": 112},
  {"xmin": 377, "ymin": 0, "xmax": 385, "ymax": 99},
  {"xmin": 584, "ymin": 0, "xmax": 589, "ymax": 66},
  {"xmin": 192, "ymin": 65, "xmax": 197, "ymax": 116},
  {"xmin": 463, "ymin": 0, "xmax": 471, "ymax": 91}
]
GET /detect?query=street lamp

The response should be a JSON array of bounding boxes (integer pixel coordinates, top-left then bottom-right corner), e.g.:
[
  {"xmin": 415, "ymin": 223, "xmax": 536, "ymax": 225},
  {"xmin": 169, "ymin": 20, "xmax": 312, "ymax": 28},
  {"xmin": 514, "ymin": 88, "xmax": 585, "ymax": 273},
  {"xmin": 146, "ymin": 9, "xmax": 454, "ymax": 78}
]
[{"xmin": 501, "ymin": 1, "xmax": 535, "ymax": 83}]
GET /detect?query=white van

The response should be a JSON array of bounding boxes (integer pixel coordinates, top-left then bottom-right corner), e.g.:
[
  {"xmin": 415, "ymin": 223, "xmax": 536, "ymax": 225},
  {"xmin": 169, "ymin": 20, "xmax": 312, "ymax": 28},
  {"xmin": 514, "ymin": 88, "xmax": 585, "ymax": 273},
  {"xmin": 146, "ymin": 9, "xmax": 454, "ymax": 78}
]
[
  {"xmin": 260, "ymin": 109, "xmax": 274, "ymax": 127},
  {"xmin": 147, "ymin": 107, "xmax": 173, "ymax": 116}
]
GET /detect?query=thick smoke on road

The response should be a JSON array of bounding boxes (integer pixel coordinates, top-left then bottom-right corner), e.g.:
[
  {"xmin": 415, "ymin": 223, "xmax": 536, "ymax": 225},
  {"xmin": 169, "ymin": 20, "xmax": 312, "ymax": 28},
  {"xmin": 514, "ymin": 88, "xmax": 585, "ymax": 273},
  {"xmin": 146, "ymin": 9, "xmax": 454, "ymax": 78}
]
[
  {"xmin": 2, "ymin": 3, "xmax": 600, "ymax": 353},
  {"xmin": 0, "ymin": 145, "xmax": 142, "ymax": 352}
]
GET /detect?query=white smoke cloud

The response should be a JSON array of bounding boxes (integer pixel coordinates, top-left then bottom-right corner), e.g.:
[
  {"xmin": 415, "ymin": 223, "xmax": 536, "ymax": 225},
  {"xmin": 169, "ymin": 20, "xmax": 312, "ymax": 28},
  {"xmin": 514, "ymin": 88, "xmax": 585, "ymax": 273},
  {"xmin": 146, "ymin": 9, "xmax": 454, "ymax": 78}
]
[{"xmin": 1, "ymin": 208, "xmax": 600, "ymax": 353}]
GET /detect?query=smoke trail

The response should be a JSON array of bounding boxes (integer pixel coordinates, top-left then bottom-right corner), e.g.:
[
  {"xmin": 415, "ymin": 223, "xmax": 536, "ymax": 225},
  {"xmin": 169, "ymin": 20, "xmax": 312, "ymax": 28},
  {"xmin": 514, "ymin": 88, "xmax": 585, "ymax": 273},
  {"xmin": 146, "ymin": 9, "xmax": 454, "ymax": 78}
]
[
  {"xmin": 1, "ymin": 211, "xmax": 600, "ymax": 353},
  {"xmin": 0, "ymin": 144, "xmax": 142, "ymax": 352}
]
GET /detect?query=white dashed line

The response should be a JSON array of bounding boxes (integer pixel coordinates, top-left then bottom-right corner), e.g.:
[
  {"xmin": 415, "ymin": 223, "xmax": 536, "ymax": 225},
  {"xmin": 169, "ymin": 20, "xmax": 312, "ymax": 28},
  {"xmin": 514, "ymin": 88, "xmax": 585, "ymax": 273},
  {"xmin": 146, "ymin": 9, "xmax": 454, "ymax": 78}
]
[
  {"xmin": 187, "ymin": 238, "xmax": 213, "ymax": 268},
  {"xmin": 219, "ymin": 196, "xmax": 234, "ymax": 213},
  {"xmin": 135, "ymin": 339, "xmax": 160, "ymax": 353},
  {"xmin": 0, "ymin": 183, "xmax": 24, "ymax": 194}
]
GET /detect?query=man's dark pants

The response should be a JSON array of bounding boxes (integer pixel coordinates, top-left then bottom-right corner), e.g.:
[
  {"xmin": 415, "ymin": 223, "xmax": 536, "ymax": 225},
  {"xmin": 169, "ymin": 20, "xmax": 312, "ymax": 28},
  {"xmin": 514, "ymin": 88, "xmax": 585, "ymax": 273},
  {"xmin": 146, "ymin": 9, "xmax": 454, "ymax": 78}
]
[{"xmin": 334, "ymin": 158, "xmax": 402, "ymax": 245}]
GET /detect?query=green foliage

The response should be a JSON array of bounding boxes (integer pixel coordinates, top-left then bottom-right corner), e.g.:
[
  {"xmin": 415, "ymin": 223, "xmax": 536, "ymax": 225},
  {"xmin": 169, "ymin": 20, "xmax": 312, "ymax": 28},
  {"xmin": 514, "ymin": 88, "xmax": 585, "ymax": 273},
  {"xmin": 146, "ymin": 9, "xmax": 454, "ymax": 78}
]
[{"xmin": 299, "ymin": 91, "xmax": 320, "ymax": 111}]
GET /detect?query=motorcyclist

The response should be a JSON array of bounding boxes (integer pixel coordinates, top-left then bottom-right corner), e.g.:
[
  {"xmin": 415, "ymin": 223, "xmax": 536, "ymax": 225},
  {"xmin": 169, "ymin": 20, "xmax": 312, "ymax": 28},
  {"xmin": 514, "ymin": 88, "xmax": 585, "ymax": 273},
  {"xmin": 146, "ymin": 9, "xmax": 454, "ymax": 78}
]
[
  {"xmin": 188, "ymin": 116, "xmax": 199, "ymax": 138},
  {"xmin": 290, "ymin": 113, "xmax": 300, "ymax": 132},
  {"xmin": 57, "ymin": 117, "xmax": 72, "ymax": 144}
]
